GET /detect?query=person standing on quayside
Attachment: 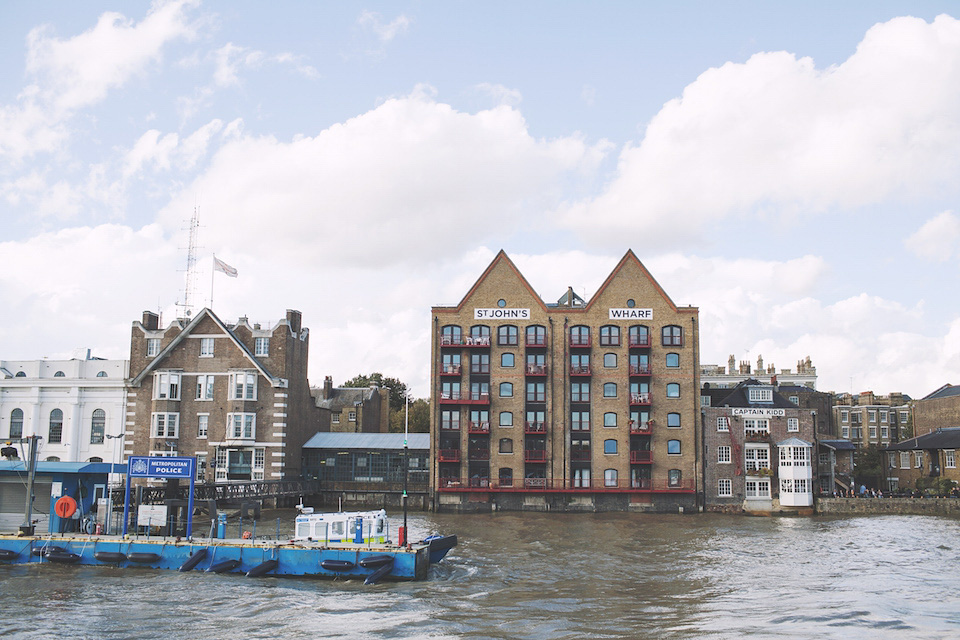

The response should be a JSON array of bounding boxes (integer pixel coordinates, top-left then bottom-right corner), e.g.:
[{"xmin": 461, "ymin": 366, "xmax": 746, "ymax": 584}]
[{"xmin": 860, "ymin": 484, "xmax": 867, "ymax": 497}]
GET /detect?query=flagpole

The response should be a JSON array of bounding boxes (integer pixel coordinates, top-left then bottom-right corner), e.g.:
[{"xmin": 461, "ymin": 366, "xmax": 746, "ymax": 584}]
[
  {"xmin": 403, "ymin": 393, "xmax": 408, "ymax": 548},
  {"xmin": 210, "ymin": 254, "xmax": 216, "ymax": 310}
]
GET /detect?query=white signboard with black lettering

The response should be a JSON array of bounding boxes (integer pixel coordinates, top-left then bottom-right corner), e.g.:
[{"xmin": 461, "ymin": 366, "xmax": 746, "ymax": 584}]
[
  {"xmin": 475, "ymin": 308, "xmax": 530, "ymax": 320},
  {"xmin": 731, "ymin": 408, "xmax": 786, "ymax": 417},
  {"xmin": 609, "ymin": 308, "xmax": 653, "ymax": 320}
]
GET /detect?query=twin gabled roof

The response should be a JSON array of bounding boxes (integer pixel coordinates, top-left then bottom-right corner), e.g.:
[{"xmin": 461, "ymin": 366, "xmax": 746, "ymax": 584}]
[{"xmin": 129, "ymin": 307, "xmax": 285, "ymax": 388}]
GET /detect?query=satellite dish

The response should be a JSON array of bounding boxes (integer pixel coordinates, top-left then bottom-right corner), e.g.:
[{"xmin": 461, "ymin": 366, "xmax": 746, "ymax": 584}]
[{"xmin": 186, "ymin": 309, "xmax": 192, "ymax": 317}]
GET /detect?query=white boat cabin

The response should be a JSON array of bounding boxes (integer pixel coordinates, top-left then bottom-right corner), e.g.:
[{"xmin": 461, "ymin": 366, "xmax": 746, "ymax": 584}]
[{"xmin": 294, "ymin": 507, "xmax": 388, "ymax": 544}]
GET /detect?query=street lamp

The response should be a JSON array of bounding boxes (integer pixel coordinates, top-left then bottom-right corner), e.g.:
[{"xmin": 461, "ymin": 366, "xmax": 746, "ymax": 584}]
[{"xmin": 105, "ymin": 433, "xmax": 123, "ymax": 534}]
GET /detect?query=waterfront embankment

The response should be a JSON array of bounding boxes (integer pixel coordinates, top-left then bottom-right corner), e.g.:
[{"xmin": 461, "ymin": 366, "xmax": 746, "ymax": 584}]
[{"xmin": 818, "ymin": 497, "xmax": 960, "ymax": 516}]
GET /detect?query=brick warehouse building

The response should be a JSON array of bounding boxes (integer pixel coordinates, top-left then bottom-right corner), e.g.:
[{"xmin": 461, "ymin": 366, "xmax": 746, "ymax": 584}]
[
  {"xmin": 126, "ymin": 308, "xmax": 319, "ymax": 484},
  {"xmin": 430, "ymin": 250, "xmax": 701, "ymax": 512}
]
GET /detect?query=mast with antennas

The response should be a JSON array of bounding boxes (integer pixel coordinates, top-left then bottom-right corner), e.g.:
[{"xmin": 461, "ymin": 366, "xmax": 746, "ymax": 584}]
[{"xmin": 177, "ymin": 206, "xmax": 202, "ymax": 319}]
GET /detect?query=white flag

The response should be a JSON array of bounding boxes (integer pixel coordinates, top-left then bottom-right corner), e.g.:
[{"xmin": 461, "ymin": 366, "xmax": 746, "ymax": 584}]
[{"xmin": 213, "ymin": 256, "xmax": 238, "ymax": 278}]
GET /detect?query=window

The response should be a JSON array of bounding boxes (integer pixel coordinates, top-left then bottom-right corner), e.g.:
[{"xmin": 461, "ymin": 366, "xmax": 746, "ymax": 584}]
[
  {"xmin": 717, "ymin": 416, "xmax": 729, "ymax": 432},
  {"xmin": 501, "ymin": 353, "xmax": 515, "ymax": 368},
  {"xmin": 748, "ymin": 388, "xmax": 773, "ymax": 403},
  {"xmin": 571, "ymin": 353, "xmax": 590, "ymax": 374},
  {"xmin": 572, "ymin": 466, "xmax": 591, "ymax": 488},
  {"xmin": 868, "ymin": 410, "xmax": 877, "ymax": 424},
  {"xmin": 10, "ymin": 409, "xmax": 23, "ymax": 439},
  {"xmin": 198, "ymin": 414, "xmax": 209, "ymax": 438},
  {"xmin": 900, "ymin": 410, "xmax": 909, "ymax": 423},
  {"xmin": 498, "ymin": 325, "xmax": 519, "ymax": 346},
  {"xmin": 667, "ymin": 439, "xmax": 681, "ymax": 455},
  {"xmin": 196, "ymin": 453, "xmax": 207, "ymax": 481},
  {"xmin": 348, "ymin": 411, "xmax": 357, "ymax": 422},
  {"xmin": 196, "ymin": 374, "xmax": 215, "ymax": 400},
  {"xmin": 779, "ymin": 446, "xmax": 809, "ymax": 466},
  {"xmin": 789, "ymin": 396, "xmax": 799, "ymax": 405},
  {"xmin": 571, "ymin": 382, "xmax": 590, "ymax": 403},
  {"xmin": 718, "ymin": 478, "xmax": 733, "ymax": 497},
  {"xmin": 570, "ymin": 325, "xmax": 590, "ymax": 346},
  {"xmin": 53, "ymin": 371, "xmax": 65, "ymax": 377},
  {"xmin": 230, "ymin": 372, "xmax": 257, "ymax": 400},
  {"xmin": 701, "ymin": 395, "xmax": 711, "ymax": 407},
  {"xmin": 254, "ymin": 448, "xmax": 266, "ymax": 480},
  {"xmin": 603, "ymin": 383, "xmax": 617, "ymax": 398},
  {"xmin": 665, "ymin": 353, "xmax": 679, "ymax": 368},
  {"xmin": 787, "ymin": 418, "xmax": 799, "ymax": 432},
  {"xmin": 900, "ymin": 452, "xmax": 910, "ymax": 469},
  {"xmin": 744, "ymin": 418, "xmax": 770, "ymax": 435},
  {"xmin": 90, "ymin": 409, "xmax": 105, "ymax": 444},
  {"xmin": 661, "ymin": 325, "xmax": 683, "ymax": 346},
  {"xmin": 441, "ymin": 325, "xmax": 462, "ymax": 345},
  {"xmin": 604, "ymin": 439, "xmax": 618, "ymax": 454},
  {"xmin": 915, "ymin": 451, "xmax": 923, "ymax": 468},
  {"xmin": 499, "ymin": 438, "xmax": 513, "ymax": 454},
  {"xmin": 604, "ymin": 353, "xmax": 617, "ymax": 368},
  {"xmin": 666, "ymin": 383, "xmax": 680, "ymax": 398},
  {"xmin": 526, "ymin": 353, "xmax": 545, "ymax": 374},
  {"xmin": 499, "ymin": 412, "xmax": 513, "ymax": 427},
  {"xmin": 667, "ymin": 413, "xmax": 681, "ymax": 428},
  {"xmin": 526, "ymin": 410, "xmax": 544, "ymax": 430},
  {"xmin": 841, "ymin": 426, "xmax": 849, "ymax": 439},
  {"xmin": 571, "ymin": 411, "xmax": 590, "ymax": 431},
  {"xmin": 841, "ymin": 410, "xmax": 849, "ymax": 423},
  {"xmin": 630, "ymin": 353, "xmax": 649, "ymax": 374},
  {"xmin": 603, "ymin": 412, "xmax": 617, "ymax": 427},
  {"xmin": 718, "ymin": 446, "xmax": 731, "ymax": 464},
  {"xmin": 15, "ymin": 371, "xmax": 25, "ymax": 377},
  {"xmin": 97, "ymin": 371, "xmax": 108, "ymax": 378},
  {"xmin": 745, "ymin": 445, "xmax": 770, "ymax": 472},
  {"xmin": 599, "ymin": 325, "xmax": 620, "ymax": 346},
  {"xmin": 151, "ymin": 412, "xmax": 179, "ymax": 438},
  {"xmin": 200, "ymin": 337, "xmax": 214, "ymax": 357},
  {"xmin": 500, "ymin": 382, "xmax": 513, "ymax": 397},
  {"xmin": 668, "ymin": 469, "xmax": 682, "ymax": 487},
  {"xmin": 255, "ymin": 337, "xmax": 270, "ymax": 356},
  {"xmin": 332, "ymin": 412, "xmax": 341, "ymax": 424},
  {"xmin": 49, "ymin": 409, "xmax": 63, "ymax": 443},
  {"xmin": 881, "ymin": 426, "xmax": 889, "ymax": 439},
  {"xmin": 471, "ymin": 352, "xmax": 490, "ymax": 374},
  {"xmin": 604, "ymin": 469, "xmax": 618, "ymax": 487},
  {"xmin": 146, "ymin": 338, "xmax": 160, "ymax": 357},
  {"xmin": 527, "ymin": 381, "xmax": 546, "ymax": 402},
  {"xmin": 745, "ymin": 479, "xmax": 771, "ymax": 498},
  {"xmin": 154, "ymin": 372, "xmax": 181, "ymax": 400},
  {"xmin": 629, "ymin": 325, "xmax": 650, "ymax": 347},
  {"xmin": 526, "ymin": 325, "xmax": 546, "ymax": 346},
  {"xmin": 869, "ymin": 426, "xmax": 877, "ymax": 439},
  {"xmin": 228, "ymin": 413, "xmax": 256, "ymax": 439},
  {"xmin": 947, "ymin": 450, "xmax": 956, "ymax": 469},
  {"xmin": 442, "ymin": 410, "xmax": 461, "ymax": 430},
  {"xmin": 470, "ymin": 325, "xmax": 491, "ymax": 345},
  {"xmin": 442, "ymin": 352, "xmax": 461, "ymax": 374},
  {"xmin": 88, "ymin": 457, "xmax": 103, "ymax": 463}
]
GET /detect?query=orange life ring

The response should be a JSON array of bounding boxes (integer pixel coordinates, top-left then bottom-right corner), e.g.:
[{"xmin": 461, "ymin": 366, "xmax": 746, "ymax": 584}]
[
  {"xmin": 242, "ymin": 530, "xmax": 253, "ymax": 539},
  {"xmin": 54, "ymin": 496, "xmax": 77, "ymax": 518}
]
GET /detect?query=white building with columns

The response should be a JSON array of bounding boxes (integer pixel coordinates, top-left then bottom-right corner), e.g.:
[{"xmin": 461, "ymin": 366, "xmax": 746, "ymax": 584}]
[{"xmin": 0, "ymin": 357, "xmax": 128, "ymax": 465}]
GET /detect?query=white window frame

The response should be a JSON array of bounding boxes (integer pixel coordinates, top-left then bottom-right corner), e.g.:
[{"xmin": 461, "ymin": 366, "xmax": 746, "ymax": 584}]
[
  {"xmin": 868, "ymin": 410, "xmax": 877, "ymax": 424},
  {"xmin": 915, "ymin": 451, "xmax": 923, "ymax": 468},
  {"xmin": 748, "ymin": 388, "xmax": 773, "ymax": 403},
  {"xmin": 841, "ymin": 410, "xmax": 849, "ymax": 423},
  {"xmin": 744, "ymin": 418, "xmax": 769, "ymax": 435},
  {"xmin": 200, "ymin": 337, "xmax": 215, "ymax": 357},
  {"xmin": 946, "ymin": 450, "xmax": 956, "ymax": 469},
  {"xmin": 196, "ymin": 374, "xmax": 215, "ymax": 401},
  {"xmin": 253, "ymin": 447, "xmax": 265, "ymax": 480},
  {"xmin": 881, "ymin": 426, "xmax": 889, "ymax": 439},
  {"xmin": 900, "ymin": 451, "xmax": 911, "ymax": 469},
  {"xmin": 146, "ymin": 338, "xmax": 160, "ymax": 357},
  {"xmin": 744, "ymin": 444, "xmax": 770, "ymax": 473},
  {"xmin": 787, "ymin": 417, "xmax": 799, "ymax": 432},
  {"xmin": 230, "ymin": 371, "xmax": 258, "ymax": 401},
  {"xmin": 197, "ymin": 414, "xmax": 209, "ymax": 439},
  {"xmin": 255, "ymin": 337, "xmax": 270, "ymax": 357},
  {"xmin": 745, "ymin": 479, "xmax": 771, "ymax": 499},
  {"xmin": 348, "ymin": 411, "xmax": 357, "ymax": 422},
  {"xmin": 153, "ymin": 372, "xmax": 181, "ymax": 400},
  {"xmin": 215, "ymin": 448, "xmax": 228, "ymax": 482},
  {"xmin": 841, "ymin": 426, "xmax": 850, "ymax": 439},
  {"xmin": 332, "ymin": 413, "xmax": 340, "ymax": 424},
  {"xmin": 228, "ymin": 413, "xmax": 256, "ymax": 440},
  {"xmin": 718, "ymin": 478, "xmax": 733, "ymax": 497},
  {"xmin": 151, "ymin": 412, "xmax": 179, "ymax": 438},
  {"xmin": 718, "ymin": 446, "xmax": 731, "ymax": 464},
  {"xmin": 196, "ymin": 453, "xmax": 207, "ymax": 481},
  {"xmin": 717, "ymin": 416, "xmax": 729, "ymax": 432}
]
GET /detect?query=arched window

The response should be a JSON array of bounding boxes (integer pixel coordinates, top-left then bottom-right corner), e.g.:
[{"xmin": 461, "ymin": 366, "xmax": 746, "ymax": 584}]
[
  {"xmin": 629, "ymin": 325, "xmax": 650, "ymax": 347},
  {"xmin": 665, "ymin": 353, "xmax": 680, "ymax": 368},
  {"xmin": 499, "ymin": 412, "xmax": 513, "ymax": 427},
  {"xmin": 668, "ymin": 469, "xmax": 682, "ymax": 486},
  {"xmin": 661, "ymin": 325, "xmax": 683, "ymax": 347},
  {"xmin": 603, "ymin": 412, "xmax": 617, "ymax": 427},
  {"xmin": 604, "ymin": 439, "xmax": 618, "ymax": 454},
  {"xmin": 90, "ymin": 409, "xmax": 106, "ymax": 444},
  {"xmin": 441, "ymin": 325, "xmax": 462, "ymax": 346},
  {"xmin": 45, "ymin": 456, "xmax": 60, "ymax": 462},
  {"xmin": 526, "ymin": 325, "xmax": 546, "ymax": 347},
  {"xmin": 49, "ymin": 409, "xmax": 63, "ymax": 444},
  {"xmin": 470, "ymin": 325, "xmax": 491, "ymax": 346},
  {"xmin": 88, "ymin": 457, "xmax": 103, "ymax": 463},
  {"xmin": 501, "ymin": 353, "xmax": 515, "ymax": 367},
  {"xmin": 499, "ymin": 438, "xmax": 513, "ymax": 454},
  {"xmin": 53, "ymin": 371, "xmax": 65, "ymax": 377},
  {"xmin": 570, "ymin": 325, "xmax": 590, "ymax": 347},
  {"xmin": 666, "ymin": 383, "xmax": 680, "ymax": 398},
  {"xmin": 9, "ymin": 409, "xmax": 23, "ymax": 439},
  {"xmin": 603, "ymin": 383, "xmax": 617, "ymax": 397},
  {"xmin": 96, "ymin": 371, "xmax": 108, "ymax": 377},
  {"xmin": 15, "ymin": 371, "xmax": 26, "ymax": 377},
  {"xmin": 499, "ymin": 382, "xmax": 513, "ymax": 397},
  {"xmin": 497, "ymin": 325, "xmax": 518, "ymax": 346},
  {"xmin": 667, "ymin": 413, "xmax": 682, "ymax": 428},
  {"xmin": 603, "ymin": 353, "xmax": 617, "ymax": 368},
  {"xmin": 604, "ymin": 468, "xmax": 618, "ymax": 487},
  {"xmin": 599, "ymin": 325, "xmax": 621, "ymax": 346},
  {"xmin": 667, "ymin": 439, "xmax": 681, "ymax": 454}
]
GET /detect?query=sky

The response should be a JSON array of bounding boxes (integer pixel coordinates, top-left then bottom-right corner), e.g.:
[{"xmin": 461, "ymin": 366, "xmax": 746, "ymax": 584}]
[{"xmin": 2, "ymin": 1, "xmax": 960, "ymax": 399}]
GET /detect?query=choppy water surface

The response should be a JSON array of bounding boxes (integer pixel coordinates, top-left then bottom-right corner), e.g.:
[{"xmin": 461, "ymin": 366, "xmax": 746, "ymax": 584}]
[{"xmin": 2, "ymin": 512, "xmax": 959, "ymax": 639}]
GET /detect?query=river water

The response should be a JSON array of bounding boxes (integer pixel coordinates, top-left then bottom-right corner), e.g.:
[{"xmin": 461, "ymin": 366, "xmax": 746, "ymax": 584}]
[{"xmin": 1, "ymin": 511, "xmax": 958, "ymax": 639}]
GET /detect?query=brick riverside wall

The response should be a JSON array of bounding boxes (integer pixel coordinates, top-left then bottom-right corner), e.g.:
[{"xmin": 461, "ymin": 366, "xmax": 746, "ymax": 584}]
[{"xmin": 817, "ymin": 497, "xmax": 960, "ymax": 516}]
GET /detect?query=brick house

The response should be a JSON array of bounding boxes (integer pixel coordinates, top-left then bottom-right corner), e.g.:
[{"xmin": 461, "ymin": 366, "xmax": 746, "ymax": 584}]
[
  {"xmin": 430, "ymin": 250, "xmax": 701, "ymax": 513},
  {"xmin": 884, "ymin": 427, "xmax": 960, "ymax": 493},
  {"xmin": 312, "ymin": 376, "xmax": 390, "ymax": 433},
  {"xmin": 912, "ymin": 384, "xmax": 960, "ymax": 437},
  {"xmin": 126, "ymin": 308, "xmax": 319, "ymax": 484}
]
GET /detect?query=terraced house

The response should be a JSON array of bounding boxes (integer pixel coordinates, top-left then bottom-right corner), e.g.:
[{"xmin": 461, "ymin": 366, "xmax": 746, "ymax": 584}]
[
  {"xmin": 430, "ymin": 250, "xmax": 701, "ymax": 513},
  {"xmin": 126, "ymin": 308, "xmax": 319, "ymax": 485}
]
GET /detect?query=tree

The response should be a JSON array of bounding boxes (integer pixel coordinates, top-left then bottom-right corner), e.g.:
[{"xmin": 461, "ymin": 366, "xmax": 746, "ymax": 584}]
[
  {"xmin": 854, "ymin": 444, "xmax": 883, "ymax": 489},
  {"xmin": 389, "ymin": 398, "xmax": 430, "ymax": 433},
  {"xmin": 341, "ymin": 373, "xmax": 408, "ymax": 412}
]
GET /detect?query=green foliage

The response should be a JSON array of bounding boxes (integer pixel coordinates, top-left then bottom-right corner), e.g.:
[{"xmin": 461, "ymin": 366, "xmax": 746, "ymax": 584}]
[
  {"xmin": 916, "ymin": 476, "xmax": 957, "ymax": 496},
  {"xmin": 341, "ymin": 372, "xmax": 408, "ymax": 412},
  {"xmin": 389, "ymin": 398, "xmax": 430, "ymax": 433},
  {"xmin": 854, "ymin": 444, "xmax": 883, "ymax": 486}
]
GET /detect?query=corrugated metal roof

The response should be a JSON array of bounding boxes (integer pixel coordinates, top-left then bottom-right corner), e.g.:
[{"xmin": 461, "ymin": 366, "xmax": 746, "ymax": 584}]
[
  {"xmin": 303, "ymin": 432, "xmax": 430, "ymax": 450},
  {"xmin": 820, "ymin": 440, "xmax": 857, "ymax": 451}
]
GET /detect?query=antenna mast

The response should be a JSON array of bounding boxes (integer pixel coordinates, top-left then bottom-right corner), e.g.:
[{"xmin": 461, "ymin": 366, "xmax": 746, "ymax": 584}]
[{"xmin": 177, "ymin": 206, "xmax": 201, "ymax": 319}]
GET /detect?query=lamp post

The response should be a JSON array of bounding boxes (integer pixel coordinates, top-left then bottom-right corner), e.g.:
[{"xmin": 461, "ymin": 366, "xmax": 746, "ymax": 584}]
[{"xmin": 105, "ymin": 433, "xmax": 123, "ymax": 534}]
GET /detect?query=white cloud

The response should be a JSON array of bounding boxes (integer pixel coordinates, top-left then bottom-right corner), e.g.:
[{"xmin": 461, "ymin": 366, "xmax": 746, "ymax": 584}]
[
  {"xmin": 905, "ymin": 210, "xmax": 960, "ymax": 261},
  {"xmin": 357, "ymin": 11, "xmax": 411, "ymax": 44},
  {"xmin": 122, "ymin": 119, "xmax": 225, "ymax": 177},
  {"xmin": 473, "ymin": 83, "xmax": 523, "ymax": 107},
  {"xmin": 561, "ymin": 14, "xmax": 960, "ymax": 246},
  {"xmin": 212, "ymin": 43, "xmax": 264, "ymax": 88}
]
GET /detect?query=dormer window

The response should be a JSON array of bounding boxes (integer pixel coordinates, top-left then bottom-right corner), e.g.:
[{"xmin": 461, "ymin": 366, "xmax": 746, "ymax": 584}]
[{"xmin": 748, "ymin": 388, "xmax": 773, "ymax": 403}]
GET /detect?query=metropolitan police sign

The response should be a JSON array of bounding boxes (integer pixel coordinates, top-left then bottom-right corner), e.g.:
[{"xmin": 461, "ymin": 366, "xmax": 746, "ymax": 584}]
[{"xmin": 127, "ymin": 456, "xmax": 195, "ymax": 479}]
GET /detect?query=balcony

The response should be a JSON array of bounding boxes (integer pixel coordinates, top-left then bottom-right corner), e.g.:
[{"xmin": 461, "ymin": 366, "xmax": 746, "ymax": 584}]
[
  {"xmin": 630, "ymin": 392, "xmax": 651, "ymax": 406},
  {"xmin": 629, "ymin": 421, "xmax": 652, "ymax": 434},
  {"xmin": 630, "ymin": 450, "xmax": 653, "ymax": 464},
  {"xmin": 468, "ymin": 448, "xmax": 490, "ymax": 461},
  {"xmin": 745, "ymin": 431, "xmax": 771, "ymax": 442},
  {"xmin": 524, "ymin": 477, "xmax": 547, "ymax": 489},
  {"xmin": 629, "ymin": 364, "xmax": 652, "ymax": 376},
  {"xmin": 440, "ymin": 364, "xmax": 462, "ymax": 376},
  {"xmin": 439, "ymin": 390, "xmax": 490, "ymax": 405},
  {"xmin": 628, "ymin": 335, "xmax": 652, "ymax": 348},
  {"xmin": 571, "ymin": 449, "xmax": 591, "ymax": 462},
  {"xmin": 569, "ymin": 335, "xmax": 592, "ymax": 348},
  {"xmin": 435, "ymin": 477, "xmax": 697, "ymax": 493},
  {"xmin": 524, "ymin": 449, "xmax": 548, "ymax": 462},
  {"xmin": 525, "ymin": 421, "xmax": 546, "ymax": 434},
  {"xmin": 438, "ymin": 448, "xmax": 461, "ymax": 462},
  {"xmin": 569, "ymin": 365, "xmax": 592, "ymax": 376},
  {"xmin": 526, "ymin": 335, "xmax": 547, "ymax": 348},
  {"xmin": 526, "ymin": 364, "xmax": 547, "ymax": 376},
  {"xmin": 467, "ymin": 476, "xmax": 490, "ymax": 488},
  {"xmin": 440, "ymin": 334, "xmax": 491, "ymax": 347},
  {"xmin": 467, "ymin": 421, "xmax": 490, "ymax": 434}
]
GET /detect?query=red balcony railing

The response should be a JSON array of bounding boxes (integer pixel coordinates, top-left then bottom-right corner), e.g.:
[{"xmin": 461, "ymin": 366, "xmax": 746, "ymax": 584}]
[
  {"xmin": 630, "ymin": 393, "xmax": 651, "ymax": 406},
  {"xmin": 439, "ymin": 390, "xmax": 463, "ymax": 404},
  {"xmin": 499, "ymin": 476, "xmax": 514, "ymax": 487},
  {"xmin": 440, "ymin": 364, "xmax": 462, "ymax": 376},
  {"xmin": 468, "ymin": 448, "xmax": 490, "ymax": 461},
  {"xmin": 524, "ymin": 477, "xmax": 547, "ymax": 489},
  {"xmin": 525, "ymin": 421, "xmax": 546, "ymax": 434},
  {"xmin": 524, "ymin": 449, "xmax": 548, "ymax": 462},
  {"xmin": 438, "ymin": 448, "xmax": 461, "ymax": 462},
  {"xmin": 467, "ymin": 476, "xmax": 490, "ymax": 488},
  {"xmin": 571, "ymin": 450, "xmax": 591, "ymax": 461},
  {"xmin": 569, "ymin": 335, "xmax": 592, "ymax": 347},
  {"xmin": 436, "ymin": 477, "xmax": 696, "ymax": 493},
  {"xmin": 526, "ymin": 335, "xmax": 547, "ymax": 347},
  {"xmin": 629, "ymin": 421, "xmax": 652, "ymax": 434},
  {"xmin": 629, "ymin": 364, "xmax": 652, "ymax": 376},
  {"xmin": 526, "ymin": 364, "xmax": 547, "ymax": 376},
  {"xmin": 439, "ymin": 391, "xmax": 490, "ymax": 405},
  {"xmin": 570, "ymin": 365, "xmax": 592, "ymax": 376},
  {"xmin": 630, "ymin": 450, "xmax": 653, "ymax": 464},
  {"xmin": 467, "ymin": 421, "xmax": 490, "ymax": 434},
  {"xmin": 629, "ymin": 334, "xmax": 652, "ymax": 348},
  {"xmin": 465, "ymin": 336, "xmax": 491, "ymax": 347},
  {"xmin": 440, "ymin": 335, "xmax": 464, "ymax": 347}
]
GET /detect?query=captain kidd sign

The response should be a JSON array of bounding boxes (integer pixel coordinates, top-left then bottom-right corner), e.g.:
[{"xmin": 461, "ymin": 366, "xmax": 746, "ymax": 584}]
[{"xmin": 475, "ymin": 308, "xmax": 530, "ymax": 320}]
